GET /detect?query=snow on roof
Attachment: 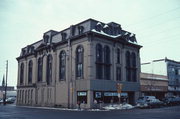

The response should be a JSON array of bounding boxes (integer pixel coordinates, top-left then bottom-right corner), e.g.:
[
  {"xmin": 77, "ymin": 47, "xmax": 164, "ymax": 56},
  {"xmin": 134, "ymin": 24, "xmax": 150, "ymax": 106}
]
[
  {"xmin": 91, "ymin": 29, "xmax": 139, "ymax": 45},
  {"xmin": 124, "ymin": 32, "xmax": 129, "ymax": 35},
  {"xmin": 103, "ymin": 24, "xmax": 109, "ymax": 28},
  {"xmin": 97, "ymin": 22, "xmax": 102, "ymax": 25},
  {"xmin": 130, "ymin": 33, "xmax": 134, "ymax": 37},
  {"xmin": 128, "ymin": 39, "xmax": 138, "ymax": 45},
  {"xmin": 91, "ymin": 29, "xmax": 122, "ymax": 38}
]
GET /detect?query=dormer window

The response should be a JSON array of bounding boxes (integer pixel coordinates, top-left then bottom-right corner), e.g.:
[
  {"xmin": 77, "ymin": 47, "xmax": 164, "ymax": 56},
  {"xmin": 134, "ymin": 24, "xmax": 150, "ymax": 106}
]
[
  {"xmin": 103, "ymin": 24, "xmax": 110, "ymax": 34},
  {"xmin": 95, "ymin": 22, "xmax": 102, "ymax": 32},
  {"xmin": 43, "ymin": 35, "xmax": 49, "ymax": 43},
  {"xmin": 78, "ymin": 26, "xmax": 84, "ymax": 35},
  {"xmin": 61, "ymin": 32, "xmax": 67, "ymax": 41},
  {"xmin": 70, "ymin": 25, "xmax": 75, "ymax": 36},
  {"xmin": 22, "ymin": 49, "xmax": 26, "ymax": 56}
]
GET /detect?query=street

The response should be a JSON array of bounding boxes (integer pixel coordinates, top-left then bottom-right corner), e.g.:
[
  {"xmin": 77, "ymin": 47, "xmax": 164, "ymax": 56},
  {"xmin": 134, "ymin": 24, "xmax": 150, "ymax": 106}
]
[{"xmin": 0, "ymin": 105, "xmax": 180, "ymax": 119}]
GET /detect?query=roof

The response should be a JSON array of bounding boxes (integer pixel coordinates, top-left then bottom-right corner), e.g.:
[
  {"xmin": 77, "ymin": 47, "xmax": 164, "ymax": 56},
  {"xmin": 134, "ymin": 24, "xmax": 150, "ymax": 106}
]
[{"xmin": 17, "ymin": 18, "xmax": 141, "ymax": 59}]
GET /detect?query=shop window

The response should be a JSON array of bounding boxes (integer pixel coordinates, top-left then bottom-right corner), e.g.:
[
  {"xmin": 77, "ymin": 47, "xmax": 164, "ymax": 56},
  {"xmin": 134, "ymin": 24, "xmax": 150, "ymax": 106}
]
[{"xmin": 77, "ymin": 91, "xmax": 87, "ymax": 104}]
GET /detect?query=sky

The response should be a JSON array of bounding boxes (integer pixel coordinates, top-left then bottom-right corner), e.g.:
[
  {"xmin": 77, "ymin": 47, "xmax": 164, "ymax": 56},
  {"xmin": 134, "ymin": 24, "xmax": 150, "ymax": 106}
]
[{"xmin": 0, "ymin": 0, "xmax": 180, "ymax": 87}]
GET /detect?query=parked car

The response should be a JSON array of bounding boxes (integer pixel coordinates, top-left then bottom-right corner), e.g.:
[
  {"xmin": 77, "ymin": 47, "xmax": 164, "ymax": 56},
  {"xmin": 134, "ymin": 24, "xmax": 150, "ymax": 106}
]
[
  {"xmin": 136, "ymin": 96, "xmax": 163, "ymax": 108},
  {"xmin": 6, "ymin": 97, "xmax": 16, "ymax": 104},
  {"xmin": 0, "ymin": 99, "xmax": 3, "ymax": 104},
  {"xmin": 163, "ymin": 97, "xmax": 180, "ymax": 106}
]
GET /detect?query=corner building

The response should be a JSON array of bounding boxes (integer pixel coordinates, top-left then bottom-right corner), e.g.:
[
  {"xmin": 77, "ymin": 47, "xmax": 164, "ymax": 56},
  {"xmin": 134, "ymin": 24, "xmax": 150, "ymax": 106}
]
[{"xmin": 16, "ymin": 19, "xmax": 142, "ymax": 108}]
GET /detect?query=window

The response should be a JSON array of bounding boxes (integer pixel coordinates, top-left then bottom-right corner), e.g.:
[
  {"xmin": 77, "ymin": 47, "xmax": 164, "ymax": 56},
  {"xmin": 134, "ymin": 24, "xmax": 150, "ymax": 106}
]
[
  {"xmin": 96, "ymin": 44, "xmax": 103, "ymax": 79},
  {"xmin": 61, "ymin": 32, "xmax": 67, "ymax": 40},
  {"xmin": 116, "ymin": 67, "xmax": 121, "ymax": 81},
  {"xmin": 46, "ymin": 55, "xmax": 53, "ymax": 85},
  {"xmin": 117, "ymin": 48, "xmax": 120, "ymax": 64},
  {"xmin": 126, "ymin": 51, "xmax": 131, "ymax": 81},
  {"xmin": 95, "ymin": 22, "xmax": 102, "ymax": 32},
  {"xmin": 59, "ymin": 51, "xmax": 66, "ymax": 80},
  {"xmin": 77, "ymin": 91, "xmax": 87, "ymax": 104},
  {"xmin": 78, "ymin": 26, "xmax": 84, "ymax": 35},
  {"xmin": 28, "ymin": 60, "xmax": 33, "ymax": 84},
  {"xmin": 131, "ymin": 52, "xmax": 137, "ymax": 82},
  {"xmin": 76, "ymin": 46, "xmax": 84, "ymax": 78},
  {"xmin": 104, "ymin": 46, "xmax": 111, "ymax": 80},
  {"xmin": 20, "ymin": 63, "xmax": 24, "ymax": 85},
  {"xmin": 38, "ymin": 57, "xmax": 43, "ymax": 82}
]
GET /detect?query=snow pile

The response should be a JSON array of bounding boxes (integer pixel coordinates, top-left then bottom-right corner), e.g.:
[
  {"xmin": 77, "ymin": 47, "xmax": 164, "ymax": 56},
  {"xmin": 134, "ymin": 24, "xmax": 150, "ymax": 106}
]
[{"xmin": 103, "ymin": 103, "xmax": 134, "ymax": 110}]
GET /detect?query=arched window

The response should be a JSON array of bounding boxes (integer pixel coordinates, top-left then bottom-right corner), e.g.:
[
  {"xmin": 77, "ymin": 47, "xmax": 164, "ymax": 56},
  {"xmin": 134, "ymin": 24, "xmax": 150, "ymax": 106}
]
[
  {"xmin": 96, "ymin": 44, "xmax": 103, "ymax": 62},
  {"xmin": 96, "ymin": 44, "xmax": 103, "ymax": 79},
  {"xmin": 46, "ymin": 55, "xmax": 53, "ymax": 85},
  {"xmin": 59, "ymin": 51, "xmax": 66, "ymax": 80},
  {"xmin": 131, "ymin": 52, "xmax": 137, "ymax": 82},
  {"xmin": 28, "ymin": 60, "xmax": 33, "ymax": 84},
  {"xmin": 76, "ymin": 46, "xmax": 84, "ymax": 78},
  {"xmin": 117, "ymin": 48, "xmax": 120, "ymax": 64},
  {"xmin": 20, "ymin": 63, "xmax": 24, "ymax": 85},
  {"xmin": 126, "ymin": 51, "xmax": 131, "ymax": 81},
  {"xmin": 104, "ymin": 46, "xmax": 111, "ymax": 80},
  {"xmin": 38, "ymin": 57, "xmax": 43, "ymax": 82}
]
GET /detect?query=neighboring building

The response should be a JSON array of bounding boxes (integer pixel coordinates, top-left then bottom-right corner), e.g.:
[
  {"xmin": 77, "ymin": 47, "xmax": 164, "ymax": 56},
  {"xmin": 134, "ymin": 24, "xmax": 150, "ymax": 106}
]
[
  {"xmin": 16, "ymin": 18, "xmax": 142, "ymax": 108},
  {"xmin": 140, "ymin": 73, "xmax": 168, "ymax": 100},
  {"xmin": 141, "ymin": 58, "xmax": 180, "ymax": 97},
  {"xmin": 0, "ymin": 86, "xmax": 14, "ymax": 91},
  {"xmin": 0, "ymin": 86, "xmax": 16, "ymax": 99}
]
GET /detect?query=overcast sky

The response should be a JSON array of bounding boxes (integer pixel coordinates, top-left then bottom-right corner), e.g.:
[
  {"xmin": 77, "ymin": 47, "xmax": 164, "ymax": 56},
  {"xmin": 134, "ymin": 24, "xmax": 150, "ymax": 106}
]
[{"xmin": 0, "ymin": 0, "xmax": 180, "ymax": 87}]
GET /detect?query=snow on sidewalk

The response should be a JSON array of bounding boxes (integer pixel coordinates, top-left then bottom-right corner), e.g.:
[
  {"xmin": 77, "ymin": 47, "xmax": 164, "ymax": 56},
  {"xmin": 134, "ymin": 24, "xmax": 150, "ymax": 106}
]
[{"xmin": 103, "ymin": 103, "xmax": 134, "ymax": 110}]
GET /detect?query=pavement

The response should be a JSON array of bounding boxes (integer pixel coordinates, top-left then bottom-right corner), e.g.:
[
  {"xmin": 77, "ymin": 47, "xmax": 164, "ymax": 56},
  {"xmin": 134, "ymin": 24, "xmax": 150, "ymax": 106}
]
[{"xmin": 0, "ymin": 104, "xmax": 180, "ymax": 119}]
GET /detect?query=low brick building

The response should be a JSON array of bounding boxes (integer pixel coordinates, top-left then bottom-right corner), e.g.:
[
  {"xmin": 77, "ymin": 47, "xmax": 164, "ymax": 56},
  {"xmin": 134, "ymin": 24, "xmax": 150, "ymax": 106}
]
[{"xmin": 140, "ymin": 73, "xmax": 168, "ymax": 100}]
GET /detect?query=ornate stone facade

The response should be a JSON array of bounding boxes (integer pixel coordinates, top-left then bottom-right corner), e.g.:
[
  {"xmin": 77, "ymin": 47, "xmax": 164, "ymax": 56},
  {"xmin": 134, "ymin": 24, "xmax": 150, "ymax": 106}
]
[{"xmin": 16, "ymin": 19, "xmax": 142, "ymax": 108}]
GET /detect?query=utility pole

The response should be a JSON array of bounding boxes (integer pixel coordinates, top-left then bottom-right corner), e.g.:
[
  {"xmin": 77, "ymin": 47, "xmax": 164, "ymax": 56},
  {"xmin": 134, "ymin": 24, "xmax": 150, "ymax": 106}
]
[{"xmin": 3, "ymin": 60, "xmax": 8, "ymax": 105}]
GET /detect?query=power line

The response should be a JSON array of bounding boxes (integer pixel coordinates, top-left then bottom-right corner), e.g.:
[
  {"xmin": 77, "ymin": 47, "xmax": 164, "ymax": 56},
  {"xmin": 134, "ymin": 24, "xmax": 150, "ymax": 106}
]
[
  {"xmin": 131, "ymin": 16, "xmax": 180, "ymax": 33},
  {"xmin": 140, "ymin": 34, "xmax": 180, "ymax": 47},
  {"xmin": 127, "ymin": 6, "xmax": 180, "ymax": 28},
  {"xmin": 137, "ymin": 25, "xmax": 180, "ymax": 39}
]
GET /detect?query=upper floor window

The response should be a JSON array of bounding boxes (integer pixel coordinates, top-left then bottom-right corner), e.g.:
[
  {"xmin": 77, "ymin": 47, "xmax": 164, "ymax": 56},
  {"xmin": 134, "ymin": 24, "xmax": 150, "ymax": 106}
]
[
  {"xmin": 46, "ymin": 55, "xmax": 53, "ymax": 85},
  {"xmin": 126, "ymin": 51, "xmax": 131, "ymax": 81},
  {"xmin": 59, "ymin": 51, "xmax": 66, "ymax": 80},
  {"xmin": 96, "ymin": 44, "xmax": 103, "ymax": 79},
  {"xmin": 76, "ymin": 46, "xmax": 84, "ymax": 78},
  {"xmin": 20, "ymin": 63, "xmax": 24, "ymax": 85},
  {"xmin": 38, "ymin": 57, "xmax": 43, "ymax": 82},
  {"xmin": 28, "ymin": 60, "xmax": 33, "ymax": 84},
  {"xmin": 104, "ymin": 46, "xmax": 110, "ymax": 64},
  {"xmin": 104, "ymin": 46, "xmax": 111, "ymax": 80},
  {"xmin": 131, "ymin": 52, "xmax": 136, "ymax": 67},
  {"xmin": 116, "ymin": 67, "xmax": 121, "ymax": 81},
  {"xmin": 96, "ymin": 44, "xmax": 103, "ymax": 63},
  {"xmin": 131, "ymin": 52, "xmax": 137, "ymax": 82},
  {"xmin": 117, "ymin": 48, "xmax": 120, "ymax": 64},
  {"xmin": 126, "ymin": 51, "xmax": 131, "ymax": 67}
]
